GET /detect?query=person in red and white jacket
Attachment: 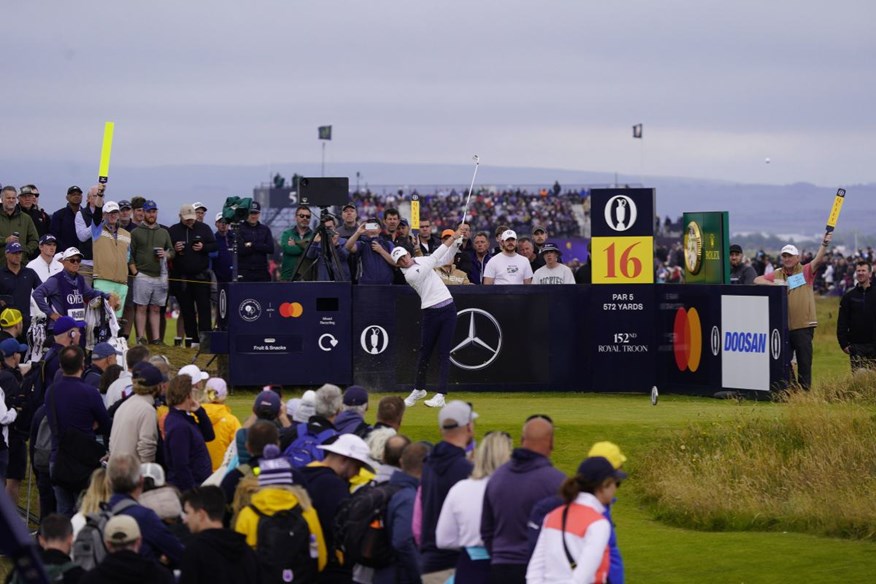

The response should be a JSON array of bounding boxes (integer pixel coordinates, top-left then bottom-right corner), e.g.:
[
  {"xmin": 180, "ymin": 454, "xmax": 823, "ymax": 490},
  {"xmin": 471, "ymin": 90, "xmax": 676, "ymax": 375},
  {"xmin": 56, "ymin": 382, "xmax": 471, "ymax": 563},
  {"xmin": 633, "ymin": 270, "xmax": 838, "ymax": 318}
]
[{"xmin": 526, "ymin": 456, "xmax": 626, "ymax": 584}]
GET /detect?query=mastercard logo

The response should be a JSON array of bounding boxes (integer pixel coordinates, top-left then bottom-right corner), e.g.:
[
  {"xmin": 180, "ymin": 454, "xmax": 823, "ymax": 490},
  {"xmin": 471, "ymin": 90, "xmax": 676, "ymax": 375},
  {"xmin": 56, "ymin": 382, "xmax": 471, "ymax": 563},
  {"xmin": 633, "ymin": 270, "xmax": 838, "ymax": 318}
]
[
  {"xmin": 673, "ymin": 307, "xmax": 702, "ymax": 372},
  {"xmin": 279, "ymin": 302, "xmax": 304, "ymax": 318}
]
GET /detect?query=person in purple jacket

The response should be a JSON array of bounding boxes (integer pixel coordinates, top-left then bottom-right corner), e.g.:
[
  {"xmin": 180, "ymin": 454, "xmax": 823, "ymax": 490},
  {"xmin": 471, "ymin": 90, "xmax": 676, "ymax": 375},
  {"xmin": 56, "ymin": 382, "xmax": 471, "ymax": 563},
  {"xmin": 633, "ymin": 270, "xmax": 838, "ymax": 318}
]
[
  {"xmin": 344, "ymin": 219, "xmax": 396, "ymax": 285},
  {"xmin": 44, "ymin": 345, "xmax": 111, "ymax": 516},
  {"xmin": 480, "ymin": 414, "xmax": 566, "ymax": 584},
  {"xmin": 163, "ymin": 374, "xmax": 215, "ymax": 492}
]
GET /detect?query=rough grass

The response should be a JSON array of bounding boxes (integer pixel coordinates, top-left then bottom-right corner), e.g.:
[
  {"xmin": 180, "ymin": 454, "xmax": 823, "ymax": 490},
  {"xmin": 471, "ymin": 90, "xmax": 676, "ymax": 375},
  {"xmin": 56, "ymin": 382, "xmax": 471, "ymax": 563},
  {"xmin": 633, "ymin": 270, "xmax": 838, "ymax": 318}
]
[{"xmin": 636, "ymin": 372, "xmax": 876, "ymax": 540}]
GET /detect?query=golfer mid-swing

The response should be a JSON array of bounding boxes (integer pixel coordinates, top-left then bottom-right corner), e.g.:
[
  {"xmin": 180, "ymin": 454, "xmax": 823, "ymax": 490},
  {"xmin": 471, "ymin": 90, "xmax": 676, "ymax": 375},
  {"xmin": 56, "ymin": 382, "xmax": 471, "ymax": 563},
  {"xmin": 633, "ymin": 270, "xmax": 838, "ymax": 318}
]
[{"xmin": 380, "ymin": 224, "xmax": 464, "ymax": 409}]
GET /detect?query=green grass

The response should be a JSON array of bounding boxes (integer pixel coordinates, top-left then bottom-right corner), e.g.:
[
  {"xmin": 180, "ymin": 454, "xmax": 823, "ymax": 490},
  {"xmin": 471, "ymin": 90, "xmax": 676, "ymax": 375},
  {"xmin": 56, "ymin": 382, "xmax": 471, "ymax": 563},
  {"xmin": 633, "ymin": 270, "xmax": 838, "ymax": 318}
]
[{"xmin": 5, "ymin": 298, "xmax": 873, "ymax": 583}]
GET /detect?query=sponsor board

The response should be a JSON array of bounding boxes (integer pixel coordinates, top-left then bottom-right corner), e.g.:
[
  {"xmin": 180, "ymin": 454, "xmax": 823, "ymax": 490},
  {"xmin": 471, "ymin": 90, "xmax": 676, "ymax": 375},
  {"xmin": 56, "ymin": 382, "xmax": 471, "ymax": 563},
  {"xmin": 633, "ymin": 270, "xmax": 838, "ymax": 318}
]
[{"xmin": 721, "ymin": 295, "xmax": 770, "ymax": 391}]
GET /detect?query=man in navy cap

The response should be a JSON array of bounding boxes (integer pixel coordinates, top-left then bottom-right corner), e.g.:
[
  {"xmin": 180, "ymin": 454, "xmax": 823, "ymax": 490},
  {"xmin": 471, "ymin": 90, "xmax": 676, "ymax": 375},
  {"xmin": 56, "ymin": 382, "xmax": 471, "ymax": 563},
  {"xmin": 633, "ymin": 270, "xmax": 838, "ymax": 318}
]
[
  {"xmin": 333, "ymin": 385, "xmax": 372, "ymax": 437},
  {"xmin": 83, "ymin": 341, "xmax": 123, "ymax": 390},
  {"xmin": 42, "ymin": 315, "xmax": 86, "ymax": 385},
  {"xmin": 237, "ymin": 201, "xmax": 274, "ymax": 282},
  {"xmin": 26, "ymin": 235, "xmax": 63, "ymax": 286},
  {"xmin": 0, "ymin": 241, "xmax": 42, "ymax": 332}
]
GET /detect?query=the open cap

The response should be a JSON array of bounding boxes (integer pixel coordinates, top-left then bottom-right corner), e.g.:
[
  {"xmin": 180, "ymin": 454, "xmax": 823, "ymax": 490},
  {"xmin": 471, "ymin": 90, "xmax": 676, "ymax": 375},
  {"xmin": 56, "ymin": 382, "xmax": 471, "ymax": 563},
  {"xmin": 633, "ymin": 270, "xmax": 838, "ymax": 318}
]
[{"xmin": 391, "ymin": 247, "xmax": 410, "ymax": 264}]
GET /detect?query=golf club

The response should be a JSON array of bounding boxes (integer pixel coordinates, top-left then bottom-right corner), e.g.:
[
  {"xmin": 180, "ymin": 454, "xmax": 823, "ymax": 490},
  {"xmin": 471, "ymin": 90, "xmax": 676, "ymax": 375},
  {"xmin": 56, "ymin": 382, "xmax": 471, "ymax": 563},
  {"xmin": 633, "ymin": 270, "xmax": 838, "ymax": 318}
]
[{"xmin": 461, "ymin": 154, "xmax": 480, "ymax": 225}]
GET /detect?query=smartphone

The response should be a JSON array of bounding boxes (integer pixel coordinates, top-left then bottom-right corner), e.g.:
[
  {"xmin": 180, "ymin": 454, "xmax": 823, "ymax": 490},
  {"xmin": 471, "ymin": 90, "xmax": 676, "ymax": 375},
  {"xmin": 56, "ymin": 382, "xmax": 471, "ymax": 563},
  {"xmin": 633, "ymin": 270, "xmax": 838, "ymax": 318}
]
[{"xmin": 365, "ymin": 222, "xmax": 380, "ymax": 231}]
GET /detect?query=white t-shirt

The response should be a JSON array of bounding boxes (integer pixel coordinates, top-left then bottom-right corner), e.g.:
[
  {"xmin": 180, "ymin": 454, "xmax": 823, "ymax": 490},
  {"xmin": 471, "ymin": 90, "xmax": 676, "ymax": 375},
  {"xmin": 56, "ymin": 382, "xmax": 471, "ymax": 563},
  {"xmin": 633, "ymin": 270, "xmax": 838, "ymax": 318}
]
[
  {"xmin": 105, "ymin": 371, "xmax": 133, "ymax": 408},
  {"xmin": 484, "ymin": 253, "xmax": 533, "ymax": 285},
  {"xmin": 533, "ymin": 263, "xmax": 575, "ymax": 285}
]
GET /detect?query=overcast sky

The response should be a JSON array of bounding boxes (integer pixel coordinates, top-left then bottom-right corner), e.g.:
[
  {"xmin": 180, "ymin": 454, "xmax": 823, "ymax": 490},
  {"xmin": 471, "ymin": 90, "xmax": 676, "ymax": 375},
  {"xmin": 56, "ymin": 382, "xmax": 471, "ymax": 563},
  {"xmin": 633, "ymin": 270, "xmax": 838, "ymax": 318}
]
[{"xmin": 3, "ymin": 0, "xmax": 875, "ymax": 186}]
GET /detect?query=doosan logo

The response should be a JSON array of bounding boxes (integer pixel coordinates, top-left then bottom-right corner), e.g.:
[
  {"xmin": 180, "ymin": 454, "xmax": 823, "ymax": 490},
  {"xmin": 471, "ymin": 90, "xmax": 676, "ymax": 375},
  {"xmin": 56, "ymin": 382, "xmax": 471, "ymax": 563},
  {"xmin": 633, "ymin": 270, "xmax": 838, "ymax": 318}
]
[{"xmin": 724, "ymin": 331, "xmax": 767, "ymax": 353}]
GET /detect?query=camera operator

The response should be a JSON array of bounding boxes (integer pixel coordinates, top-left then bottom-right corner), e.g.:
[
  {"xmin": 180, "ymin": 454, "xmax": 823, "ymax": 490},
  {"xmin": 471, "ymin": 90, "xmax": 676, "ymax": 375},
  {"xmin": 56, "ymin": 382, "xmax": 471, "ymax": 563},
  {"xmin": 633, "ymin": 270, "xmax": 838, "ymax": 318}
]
[
  {"xmin": 236, "ymin": 202, "xmax": 274, "ymax": 282},
  {"xmin": 304, "ymin": 213, "xmax": 350, "ymax": 281},
  {"xmin": 168, "ymin": 204, "xmax": 217, "ymax": 348}
]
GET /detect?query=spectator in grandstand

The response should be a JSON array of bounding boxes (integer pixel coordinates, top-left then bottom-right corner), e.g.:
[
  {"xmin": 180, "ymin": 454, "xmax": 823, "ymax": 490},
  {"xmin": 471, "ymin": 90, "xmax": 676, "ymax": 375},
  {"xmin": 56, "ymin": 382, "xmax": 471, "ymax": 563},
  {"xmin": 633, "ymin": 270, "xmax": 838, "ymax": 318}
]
[
  {"xmin": 109, "ymin": 362, "xmax": 166, "ymax": 463},
  {"xmin": 17, "ymin": 184, "xmax": 51, "ymax": 238},
  {"xmin": 46, "ymin": 345, "xmax": 111, "ymax": 516},
  {"xmin": 490, "ymin": 225, "xmax": 510, "ymax": 257},
  {"xmin": 79, "ymin": 515, "xmax": 174, "ymax": 584},
  {"xmin": 117, "ymin": 200, "xmax": 135, "ymax": 231},
  {"xmin": 419, "ymin": 400, "xmax": 477, "ymax": 581},
  {"xmin": 302, "ymin": 434, "xmax": 376, "ymax": 583},
  {"xmin": 373, "ymin": 441, "xmax": 430, "ymax": 584},
  {"xmin": 836, "ymin": 259, "xmax": 876, "ymax": 371},
  {"xmin": 168, "ymin": 204, "xmax": 217, "ymax": 347},
  {"xmin": 164, "ymin": 374, "xmax": 215, "ymax": 491},
  {"xmin": 532, "ymin": 243, "xmax": 575, "ymax": 285},
  {"xmin": 129, "ymin": 200, "xmax": 173, "ymax": 345},
  {"xmin": 279, "ymin": 205, "xmax": 314, "ymax": 281},
  {"xmin": 236, "ymin": 201, "xmax": 274, "ymax": 282},
  {"xmin": 516, "ymin": 237, "xmax": 538, "ymax": 272},
  {"xmin": 483, "ymin": 230, "xmax": 533, "ymax": 285},
  {"xmin": 26, "ymin": 234, "xmax": 62, "ymax": 287},
  {"xmin": 129, "ymin": 197, "xmax": 146, "ymax": 227},
  {"xmin": 437, "ymin": 430, "xmax": 514, "ymax": 583},
  {"xmin": 526, "ymin": 456, "xmax": 626, "ymax": 584},
  {"xmin": 481, "ymin": 415, "xmax": 565, "ymax": 583},
  {"xmin": 417, "ymin": 218, "xmax": 442, "ymax": 256},
  {"xmin": 0, "ymin": 241, "xmax": 41, "ymax": 330},
  {"xmin": 0, "ymin": 185, "xmax": 39, "ymax": 267},
  {"xmin": 397, "ymin": 219, "xmax": 419, "ymax": 254},
  {"xmin": 180, "ymin": 486, "xmax": 260, "ymax": 584},
  {"xmin": 754, "ymin": 234, "xmax": 832, "ymax": 390},
  {"xmin": 345, "ymin": 220, "xmax": 396, "ymax": 285},
  {"xmin": 50, "ymin": 186, "xmax": 85, "ymax": 253},
  {"xmin": 211, "ymin": 212, "xmax": 234, "ymax": 283},
  {"xmin": 433, "ymin": 229, "xmax": 471, "ymax": 286},
  {"xmin": 729, "ymin": 244, "xmax": 757, "ymax": 285}
]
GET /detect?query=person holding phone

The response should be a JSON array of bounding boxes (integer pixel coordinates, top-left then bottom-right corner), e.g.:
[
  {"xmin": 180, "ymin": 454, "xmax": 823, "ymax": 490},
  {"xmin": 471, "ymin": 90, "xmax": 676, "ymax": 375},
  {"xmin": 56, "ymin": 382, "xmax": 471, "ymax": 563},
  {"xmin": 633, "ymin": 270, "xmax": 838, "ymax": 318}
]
[
  {"xmin": 344, "ymin": 218, "xmax": 396, "ymax": 285},
  {"xmin": 279, "ymin": 205, "xmax": 314, "ymax": 281},
  {"xmin": 72, "ymin": 184, "xmax": 107, "ymax": 286}
]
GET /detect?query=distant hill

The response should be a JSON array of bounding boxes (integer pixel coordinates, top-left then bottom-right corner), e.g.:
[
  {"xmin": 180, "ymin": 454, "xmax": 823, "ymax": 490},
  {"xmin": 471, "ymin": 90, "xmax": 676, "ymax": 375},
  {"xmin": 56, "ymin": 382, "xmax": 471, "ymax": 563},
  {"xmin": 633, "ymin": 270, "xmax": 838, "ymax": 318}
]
[{"xmin": 2, "ymin": 160, "xmax": 873, "ymax": 238}]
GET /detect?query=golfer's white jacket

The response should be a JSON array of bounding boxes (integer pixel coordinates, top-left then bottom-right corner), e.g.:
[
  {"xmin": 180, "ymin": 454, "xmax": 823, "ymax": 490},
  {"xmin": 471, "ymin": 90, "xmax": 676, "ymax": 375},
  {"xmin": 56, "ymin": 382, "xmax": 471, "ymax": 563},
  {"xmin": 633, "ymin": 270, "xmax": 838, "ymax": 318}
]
[{"xmin": 401, "ymin": 239, "xmax": 461, "ymax": 309}]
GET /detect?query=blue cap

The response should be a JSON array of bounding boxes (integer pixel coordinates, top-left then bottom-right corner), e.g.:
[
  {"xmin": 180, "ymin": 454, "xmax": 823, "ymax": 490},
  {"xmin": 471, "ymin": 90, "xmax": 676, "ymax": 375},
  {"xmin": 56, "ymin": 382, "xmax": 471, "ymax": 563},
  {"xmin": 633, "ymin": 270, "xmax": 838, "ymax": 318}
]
[
  {"xmin": 92, "ymin": 342, "xmax": 122, "ymax": 360},
  {"xmin": 53, "ymin": 316, "xmax": 85, "ymax": 335},
  {"xmin": 343, "ymin": 385, "xmax": 369, "ymax": 406},
  {"xmin": 577, "ymin": 456, "xmax": 628, "ymax": 483},
  {"xmin": 5, "ymin": 242, "xmax": 23, "ymax": 254},
  {"xmin": 0, "ymin": 338, "xmax": 27, "ymax": 358},
  {"xmin": 143, "ymin": 200, "xmax": 158, "ymax": 211},
  {"xmin": 131, "ymin": 362, "xmax": 168, "ymax": 387},
  {"xmin": 253, "ymin": 390, "xmax": 281, "ymax": 418},
  {"xmin": 39, "ymin": 234, "xmax": 57, "ymax": 245}
]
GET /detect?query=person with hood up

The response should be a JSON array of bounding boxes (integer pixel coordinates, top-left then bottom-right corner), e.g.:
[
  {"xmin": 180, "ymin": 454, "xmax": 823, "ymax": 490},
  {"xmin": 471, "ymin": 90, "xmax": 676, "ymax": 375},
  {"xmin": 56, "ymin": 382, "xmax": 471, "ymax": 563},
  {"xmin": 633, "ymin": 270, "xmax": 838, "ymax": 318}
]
[
  {"xmin": 334, "ymin": 385, "xmax": 372, "ymax": 437},
  {"xmin": 419, "ymin": 400, "xmax": 477, "ymax": 582},
  {"xmin": 480, "ymin": 414, "xmax": 565, "ymax": 584},
  {"xmin": 179, "ymin": 485, "xmax": 260, "ymax": 584}
]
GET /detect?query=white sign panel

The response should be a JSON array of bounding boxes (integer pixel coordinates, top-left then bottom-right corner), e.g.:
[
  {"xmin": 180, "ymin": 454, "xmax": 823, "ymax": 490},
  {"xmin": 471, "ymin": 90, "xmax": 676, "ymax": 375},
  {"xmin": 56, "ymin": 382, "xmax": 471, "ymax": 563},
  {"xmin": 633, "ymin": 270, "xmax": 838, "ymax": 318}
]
[{"xmin": 721, "ymin": 295, "xmax": 770, "ymax": 391}]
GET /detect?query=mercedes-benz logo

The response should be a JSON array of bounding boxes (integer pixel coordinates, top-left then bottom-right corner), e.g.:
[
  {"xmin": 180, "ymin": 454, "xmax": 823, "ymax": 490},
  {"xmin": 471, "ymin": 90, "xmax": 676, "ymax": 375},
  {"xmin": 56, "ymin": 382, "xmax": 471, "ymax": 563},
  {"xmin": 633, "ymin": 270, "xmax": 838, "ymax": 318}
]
[{"xmin": 450, "ymin": 308, "xmax": 502, "ymax": 371}]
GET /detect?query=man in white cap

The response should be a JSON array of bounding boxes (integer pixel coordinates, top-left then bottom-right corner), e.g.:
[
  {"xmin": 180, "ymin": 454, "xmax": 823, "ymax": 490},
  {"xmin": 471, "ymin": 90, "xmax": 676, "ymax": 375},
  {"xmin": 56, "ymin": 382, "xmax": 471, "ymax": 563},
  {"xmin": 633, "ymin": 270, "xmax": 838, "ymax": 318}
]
[
  {"xmin": 483, "ymin": 230, "xmax": 533, "ymax": 285},
  {"xmin": 193, "ymin": 202, "xmax": 207, "ymax": 223},
  {"xmin": 87, "ymin": 200, "xmax": 132, "ymax": 317},
  {"xmin": 755, "ymin": 232, "xmax": 832, "ymax": 389},
  {"xmin": 301, "ymin": 433, "xmax": 376, "ymax": 583},
  {"xmin": 377, "ymin": 224, "xmax": 465, "ymax": 409}
]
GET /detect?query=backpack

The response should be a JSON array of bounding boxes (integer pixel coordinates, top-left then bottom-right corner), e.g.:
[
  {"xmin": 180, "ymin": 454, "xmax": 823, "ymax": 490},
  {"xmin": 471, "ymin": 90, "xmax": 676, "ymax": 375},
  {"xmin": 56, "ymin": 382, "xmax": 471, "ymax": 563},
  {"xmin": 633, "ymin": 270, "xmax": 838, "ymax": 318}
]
[
  {"xmin": 332, "ymin": 482, "xmax": 404, "ymax": 569},
  {"xmin": 10, "ymin": 560, "xmax": 78, "ymax": 584},
  {"xmin": 251, "ymin": 504, "xmax": 318, "ymax": 584},
  {"xmin": 33, "ymin": 415, "xmax": 53, "ymax": 475},
  {"xmin": 283, "ymin": 423, "xmax": 337, "ymax": 469},
  {"xmin": 72, "ymin": 498, "xmax": 138, "ymax": 571}
]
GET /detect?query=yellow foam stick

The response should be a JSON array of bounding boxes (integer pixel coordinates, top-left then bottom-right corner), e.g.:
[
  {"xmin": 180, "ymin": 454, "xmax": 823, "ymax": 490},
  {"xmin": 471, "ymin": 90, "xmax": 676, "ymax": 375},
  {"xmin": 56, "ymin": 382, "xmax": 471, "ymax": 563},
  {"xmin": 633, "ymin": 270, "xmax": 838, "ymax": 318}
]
[
  {"xmin": 410, "ymin": 195, "xmax": 420, "ymax": 230},
  {"xmin": 98, "ymin": 121, "xmax": 114, "ymax": 184},
  {"xmin": 825, "ymin": 188, "xmax": 846, "ymax": 233}
]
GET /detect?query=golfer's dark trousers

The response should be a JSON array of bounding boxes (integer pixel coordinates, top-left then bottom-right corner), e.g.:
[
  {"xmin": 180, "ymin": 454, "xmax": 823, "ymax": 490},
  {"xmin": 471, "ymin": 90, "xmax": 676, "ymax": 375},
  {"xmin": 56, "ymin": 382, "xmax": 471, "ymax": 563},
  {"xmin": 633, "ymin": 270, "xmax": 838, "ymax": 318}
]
[
  {"xmin": 175, "ymin": 279, "xmax": 212, "ymax": 341},
  {"xmin": 416, "ymin": 300, "xmax": 457, "ymax": 394},
  {"xmin": 789, "ymin": 327, "xmax": 814, "ymax": 390}
]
